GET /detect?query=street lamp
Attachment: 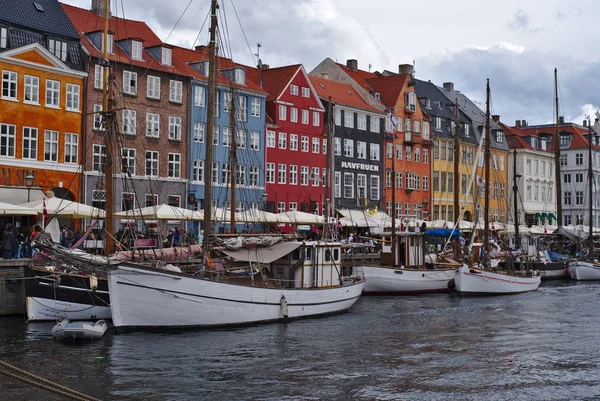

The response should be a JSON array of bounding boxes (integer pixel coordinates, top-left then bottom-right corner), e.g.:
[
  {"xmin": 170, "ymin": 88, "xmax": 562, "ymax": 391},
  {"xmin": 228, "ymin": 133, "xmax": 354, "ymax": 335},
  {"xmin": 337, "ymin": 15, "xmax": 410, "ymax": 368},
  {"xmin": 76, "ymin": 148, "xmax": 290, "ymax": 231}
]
[{"xmin": 25, "ymin": 171, "xmax": 34, "ymax": 202}]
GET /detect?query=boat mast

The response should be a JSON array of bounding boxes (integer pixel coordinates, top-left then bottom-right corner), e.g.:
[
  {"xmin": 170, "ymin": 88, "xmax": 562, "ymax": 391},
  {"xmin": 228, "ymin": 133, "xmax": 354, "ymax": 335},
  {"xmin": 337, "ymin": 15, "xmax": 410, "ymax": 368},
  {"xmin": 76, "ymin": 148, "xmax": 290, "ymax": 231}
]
[
  {"xmin": 229, "ymin": 87, "xmax": 236, "ymax": 233},
  {"xmin": 554, "ymin": 68, "xmax": 562, "ymax": 229},
  {"xmin": 483, "ymin": 79, "xmax": 491, "ymax": 254},
  {"xmin": 453, "ymin": 98, "xmax": 460, "ymax": 259},
  {"xmin": 391, "ymin": 110, "xmax": 397, "ymax": 266},
  {"xmin": 513, "ymin": 146, "xmax": 520, "ymax": 249},
  {"xmin": 102, "ymin": 0, "xmax": 115, "ymax": 255},
  {"xmin": 203, "ymin": 0, "xmax": 218, "ymax": 248},
  {"xmin": 324, "ymin": 96, "xmax": 334, "ymax": 240},
  {"xmin": 588, "ymin": 117, "xmax": 594, "ymax": 261}
]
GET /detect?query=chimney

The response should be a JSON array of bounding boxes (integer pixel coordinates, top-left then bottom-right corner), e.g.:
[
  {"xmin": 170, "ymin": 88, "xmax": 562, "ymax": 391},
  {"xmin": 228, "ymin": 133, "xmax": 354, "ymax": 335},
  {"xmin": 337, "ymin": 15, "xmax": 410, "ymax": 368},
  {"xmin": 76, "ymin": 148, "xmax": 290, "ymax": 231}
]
[
  {"xmin": 261, "ymin": 64, "xmax": 270, "ymax": 70},
  {"xmin": 443, "ymin": 82, "xmax": 454, "ymax": 92},
  {"xmin": 492, "ymin": 115, "xmax": 500, "ymax": 122},
  {"xmin": 559, "ymin": 116, "xmax": 564, "ymax": 124},
  {"xmin": 346, "ymin": 59, "xmax": 358, "ymax": 70},
  {"xmin": 584, "ymin": 120, "xmax": 588, "ymax": 127},
  {"xmin": 521, "ymin": 119, "xmax": 527, "ymax": 127},
  {"xmin": 515, "ymin": 120, "xmax": 521, "ymax": 127},
  {"xmin": 398, "ymin": 64, "xmax": 413, "ymax": 75},
  {"xmin": 321, "ymin": 72, "xmax": 329, "ymax": 80},
  {"xmin": 195, "ymin": 45, "xmax": 208, "ymax": 53},
  {"xmin": 91, "ymin": 0, "xmax": 111, "ymax": 17}
]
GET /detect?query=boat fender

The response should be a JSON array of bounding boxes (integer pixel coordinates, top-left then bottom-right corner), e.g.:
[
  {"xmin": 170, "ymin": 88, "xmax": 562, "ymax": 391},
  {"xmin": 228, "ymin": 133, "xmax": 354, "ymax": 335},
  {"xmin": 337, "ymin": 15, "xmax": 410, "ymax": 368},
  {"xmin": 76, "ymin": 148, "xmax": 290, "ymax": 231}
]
[
  {"xmin": 447, "ymin": 278, "xmax": 456, "ymax": 289},
  {"xmin": 90, "ymin": 275, "xmax": 98, "ymax": 290},
  {"xmin": 469, "ymin": 269, "xmax": 481, "ymax": 274},
  {"xmin": 280, "ymin": 295, "xmax": 289, "ymax": 318}
]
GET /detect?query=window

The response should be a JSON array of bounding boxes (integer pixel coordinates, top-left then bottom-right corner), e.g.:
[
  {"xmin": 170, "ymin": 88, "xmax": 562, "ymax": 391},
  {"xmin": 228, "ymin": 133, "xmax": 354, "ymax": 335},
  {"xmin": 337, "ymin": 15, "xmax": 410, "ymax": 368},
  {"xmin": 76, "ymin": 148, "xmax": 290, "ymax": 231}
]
[
  {"xmin": 223, "ymin": 127, "xmax": 232, "ymax": 147},
  {"xmin": 249, "ymin": 166, "xmax": 259, "ymax": 186},
  {"xmin": 560, "ymin": 154, "xmax": 567, "ymax": 166},
  {"xmin": 334, "ymin": 137, "xmax": 341, "ymax": 156},
  {"xmin": 212, "ymin": 162, "xmax": 219, "ymax": 184},
  {"xmin": 290, "ymin": 134, "xmax": 298, "ymax": 151},
  {"xmin": 344, "ymin": 110, "xmax": 354, "ymax": 128},
  {"xmin": 236, "ymin": 130, "xmax": 246, "ymax": 149},
  {"xmin": 145, "ymin": 151, "xmax": 159, "ymax": 176},
  {"xmin": 312, "ymin": 167, "xmax": 320, "ymax": 186},
  {"xmin": 250, "ymin": 131, "xmax": 260, "ymax": 151},
  {"xmin": 93, "ymin": 104, "xmax": 105, "ymax": 131},
  {"xmin": 500, "ymin": 183, "xmax": 505, "ymax": 199},
  {"xmin": 48, "ymin": 38, "xmax": 67, "ymax": 61},
  {"xmin": 560, "ymin": 135, "xmax": 570, "ymax": 148},
  {"xmin": 167, "ymin": 153, "xmax": 181, "ymax": 178},
  {"xmin": 576, "ymin": 153, "xmax": 583, "ymax": 165},
  {"xmin": 396, "ymin": 144, "xmax": 403, "ymax": 160},
  {"xmin": 24, "ymin": 75, "xmax": 39, "ymax": 104},
  {"xmin": 266, "ymin": 163, "xmax": 275, "ymax": 183},
  {"xmin": 122, "ymin": 110, "xmax": 137, "ymax": 135},
  {"xmin": 405, "ymin": 118, "xmax": 411, "ymax": 133},
  {"xmin": 237, "ymin": 96, "xmax": 247, "ymax": 121},
  {"xmin": 564, "ymin": 214, "xmax": 572, "ymax": 225},
  {"xmin": 192, "ymin": 86, "xmax": 205, "ymax": 107},
  {"xmin": 500, "ymin": 155, "xmax": 505, "ymax": 171},
  {"xmin": 357, "ymin": 113, "xmax": 366, "ymax": 130},
  {"xmin": 162, "ymin": 47, "xmax": 172, "ymax": 65},
  {"xmin": 147, "ymin": 76, "xmax": 161, "ymax": 99},
  {"xmin": 65, "ymin": 84, "xmax": 80, "ymax": 111},
  {"xmin": 64, "ymin": 133, "xmax": 78, "ymax": 164},
  {"xmin": 564, "ymin": 173, "xmax": 571, "ymax": 183},
  {"xmin": 423, "ymin": 149, "xmax": 429, "ymax": 164},
  {"xmin": 145, "ymin": 194, "xmax": 158, "ymax": 207},
  {"xmin": 0, "ymin": 28, "xmax": 6, "ymax": 49},
  {"xmin": 441, "ymin": 141, "xmax": 447, "ymax": 160},
  {"xmin": 396, "ymin": 172, "xmax": 403, "ymax": 189},
  {"xmin": 121, "ymin": 148, "xmax": 136, "ymax": 175},
  {"xmin": 406, "ymin": 92, "xmax": 416, "ymax": 112},
  {"xmin": 279, "ymin": 132, "xmax": 287, "ymax": 149},
  {"xmin": 302, "ymin": 87, "xmax": 310, "ymax": 98},
  {"xmin": 423, "ymin": 121, "xmax": 430, "ymax": 139},
  {"xmin": 169, "ymin": 80, "xmax": 182, "ymax": 103},
  {"xmin": 277, "ymin": 202, "xmax": 286, "ymax": 214},
  {"xmin": 335, "ymin": 109, "xmax": 342, "ymax": 126},
  {"xmin": 440, "ymin": 172, "xmax": 446, "ymax": 192},
  {"xmin": 343, "ymin": 172, "xmax": 354, "ymax": 198},
  {"xmin": 145, "ymin": 113, "xmax": 159, "ymax": 138},
  {"xmin": 312, "ymin": 137, "xmax": 320, "ymax": 153},
  {"xmin": 576, "ymin": 191, "xmax": 583, "ymax": 205},
  {"xmin": 131, "ymin": 40, "xmax": 143, "ymax": 60},
  {"xmin": 302, "ymin": 109, "xmax": 309, "ymax": 125},
  {"xmin": 423, "ymin": 176, "xmax": 429, "ymax": 191},
  {"xmin": 267, "ymin": 131, "xmax": 275, "ymax": 148},
  {"xmin": 251, "ymin": 98, "xmax": 260, "ymax": 117},
  {"xmin": 576, "ymin": 173, "xmax": 583, "ymax": 183},
  {"xmin": 94, "ymin": 65, "xmax": 104, "ymax": 90},
  {"xmin": 168, "ymin": 116, "xmax": 182, "ymax": 140},
  {"xmin": 195, "ymin": 160, "xmax": 206, "ymax": 183},
  {"xmin": 357, "ymin": 141, "xmax": 366, "ymax": 159},
  {"xmin": 43, "ymin": 130, "xmax": 57, "ymax": 161},
  {"xmin": 92, "ymin": 144, "xmax": 106, "ymax": 172},
  {"xmin": 193, "ymin": 122, "xmax": 205, "ymax": 142},
  {"xmin": 371, "ymin": 116, "xmax": 380, "ymax": 133},
  {"xmin": 370, "ymin": 143, "xmax": 380, "ymax": 161},
  {"xmin": 167, "ymin": 194, "xmax": 181, "ymax": 207},
  {"xmin": 564, "ymin": 191, "xmax": 572, "ymax": 205},
  {"xmin": 290, "ymin": 165, "xmax": 298, "ymax": 185},
  {"xmin": 344, "ymin": 139, "xmax": 354, "ymax": 157},
  {"xmin": 278, "ymin": 164, "xmax": 287, "ymax": 184},
  {"xmin": 433, "ymin": 171, "xmax": 439, "ymax": 192},
  {"xmin": 92, "ymin": 190, "xmax": 106, "ymax": 210},
  {"xmin": 234, "ymin": 69, "xmax": 246, "ymax": 85},
  {"xmin": 334, "ymin": 171, "xmax": 341, "ymax": 197},
  {"xmin": 101, "ymin": 34, "xmax": 114, "ymax": 54},
  {"xmin": 433, "ymin": 140, "xmax": 439, "ymax": 160},
  {"xmin": 289, "ymin": 202, "xmax": 298, "ymax": 212},
  {"xmin": 405, "ymin": 145, "xmax": 411, "ymax": 161},
  {"xmin": 302, "ymin": 136, "xmax": 309, "ymax": 152},
  {"xmin": 290, "ymin": 107, "xmax": 298, "ymax": 123},
  {"xmin": 290, "ymin": 85, "xmax": 299, "ymax": 96},
  {"xmin": 370, "ymin": 176, "xmax": 380, "ymax": 200},
  {"xmin": 464, "ymin": 124, "xmax": 470, "ymax": 137},
  {"xmin": 386, "ymin": 143, "xmax": 393, "ymax": 159},
  {"xmin": 357, "ymin": 174, "xmax": 367, "ymax": 202},
  {"xmin": 301, "ymin": 166, "xmax": 309, "ymax": 186},
  {"xmin": 122, "ymin": 193, "xmax": 135, "ymax": 212},
  {"xmin": 22, "ymin": 127, "xmax": 37, "ymax": 159},
  {"xmin": 45, "ymin": 79, "xmax": 59, "ymax": 107},
  {"xmin": 313, "ymin": 111, "xmax": 320, "ymax": 126},
  {"xmin": 414, "ymin": 147, "xmax": 420, "ymax": 162},
  {"xmin": 222, "ymin": 163, "xmax": 231, "ymax": 184},
  {"xmin": 496, "ymin": 131, "xmax": 504, "ymax": 143},
  {"xmin": 123, "ymin": 71, "xmax": 137, "ymax": 95},
  {"xmin": 279, "ymin": 105, "xmax": 287, "ymax": 120}
]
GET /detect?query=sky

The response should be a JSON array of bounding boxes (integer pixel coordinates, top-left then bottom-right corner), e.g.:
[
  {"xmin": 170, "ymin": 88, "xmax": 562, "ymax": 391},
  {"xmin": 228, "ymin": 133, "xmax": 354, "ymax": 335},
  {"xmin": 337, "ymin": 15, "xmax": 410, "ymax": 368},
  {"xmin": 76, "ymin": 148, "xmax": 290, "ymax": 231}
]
[{"xmin": 62, "ymin": 0, "xmax": 600, "ymax": 127}]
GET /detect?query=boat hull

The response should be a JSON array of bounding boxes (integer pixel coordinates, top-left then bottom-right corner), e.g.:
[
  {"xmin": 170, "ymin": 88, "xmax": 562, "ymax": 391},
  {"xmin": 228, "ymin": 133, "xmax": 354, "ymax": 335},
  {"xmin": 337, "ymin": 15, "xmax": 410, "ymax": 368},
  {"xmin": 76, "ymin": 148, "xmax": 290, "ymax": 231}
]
[
  {"xmin": 568, "ymin": 260, "xmax": 600, "ymax": 280},
  {"xmin": 51, "ymin": 319, "xmax": 108, "ymax": 341},
  {"xmin": 454, "ymin": 265, "xmax": 541, "ymax": 296},
  {"xmin": 353, "ymin": 265, "xmax": 455, "ymax": 295},
  {"xmin": 109, "ymin": 264, "xmax": 364, "ymax": 330},
  {"xmin": 25, "ymin": 267, "xmax": 111, "ymax": 321}
]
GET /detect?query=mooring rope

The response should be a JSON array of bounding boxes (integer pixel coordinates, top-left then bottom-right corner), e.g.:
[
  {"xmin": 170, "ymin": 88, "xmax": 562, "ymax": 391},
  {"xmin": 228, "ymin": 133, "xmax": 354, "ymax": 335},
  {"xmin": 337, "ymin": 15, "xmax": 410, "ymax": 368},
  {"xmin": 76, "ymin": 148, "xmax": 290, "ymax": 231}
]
[{"xmin": 0, "ymin": 360, "xmax": 102, "ymax": 401}]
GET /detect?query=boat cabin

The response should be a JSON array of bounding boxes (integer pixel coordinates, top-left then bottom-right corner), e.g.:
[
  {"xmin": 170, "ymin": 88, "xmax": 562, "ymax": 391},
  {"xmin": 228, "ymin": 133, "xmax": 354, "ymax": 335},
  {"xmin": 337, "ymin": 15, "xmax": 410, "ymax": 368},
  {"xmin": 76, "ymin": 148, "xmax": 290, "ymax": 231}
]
[{"xmin": 379, "ymin": 232, "xmax": 425, "ymax": 267}]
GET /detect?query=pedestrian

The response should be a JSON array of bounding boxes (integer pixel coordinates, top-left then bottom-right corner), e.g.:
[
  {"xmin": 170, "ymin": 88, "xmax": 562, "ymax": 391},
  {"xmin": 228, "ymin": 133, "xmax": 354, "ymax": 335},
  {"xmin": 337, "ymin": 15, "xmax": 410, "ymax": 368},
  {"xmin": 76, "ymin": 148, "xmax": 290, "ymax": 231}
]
[
  {"xmin": 29, "ymin": 224, "xmax": 42, "ymax": 257},
  {"xmin": 62, "ymin": 225, "xmax": 74, "ymax": 248},
  {"xmin": 2, "ymin": 224, "xmax": 17, "ymax": 259},
  {"xmin": 15, "ymin": 230, "xmax": 25, "ymax": 259},
  {"xmin": 172, "ymin": 227, "xmax": 180, "ymax": 247}
]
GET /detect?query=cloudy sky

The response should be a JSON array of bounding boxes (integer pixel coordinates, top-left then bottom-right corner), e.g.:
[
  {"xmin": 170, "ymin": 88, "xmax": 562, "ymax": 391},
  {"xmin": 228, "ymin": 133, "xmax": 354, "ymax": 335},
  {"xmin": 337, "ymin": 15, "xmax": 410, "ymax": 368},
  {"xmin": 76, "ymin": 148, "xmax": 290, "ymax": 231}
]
[{"xmin": 63, "ymin": 0, "xmax": 599, "ymax": 126}]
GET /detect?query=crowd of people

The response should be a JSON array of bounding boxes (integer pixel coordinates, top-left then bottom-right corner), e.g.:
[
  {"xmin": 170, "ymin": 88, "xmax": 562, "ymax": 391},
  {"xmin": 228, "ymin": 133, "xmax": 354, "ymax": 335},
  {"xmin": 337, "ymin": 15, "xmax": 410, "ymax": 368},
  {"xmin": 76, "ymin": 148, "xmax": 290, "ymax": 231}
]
[{"xmin": 1, "ymin": 224, "xmax": 42, "ymax": 259}]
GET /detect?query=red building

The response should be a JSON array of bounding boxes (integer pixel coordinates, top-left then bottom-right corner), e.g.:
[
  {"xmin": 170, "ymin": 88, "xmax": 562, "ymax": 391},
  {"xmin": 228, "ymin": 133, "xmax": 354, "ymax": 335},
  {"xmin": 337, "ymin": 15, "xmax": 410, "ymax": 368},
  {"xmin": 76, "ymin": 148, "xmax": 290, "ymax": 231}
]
[{"xmin": 261, "ymin": 65, "xmax": 326, "ymax": 215}]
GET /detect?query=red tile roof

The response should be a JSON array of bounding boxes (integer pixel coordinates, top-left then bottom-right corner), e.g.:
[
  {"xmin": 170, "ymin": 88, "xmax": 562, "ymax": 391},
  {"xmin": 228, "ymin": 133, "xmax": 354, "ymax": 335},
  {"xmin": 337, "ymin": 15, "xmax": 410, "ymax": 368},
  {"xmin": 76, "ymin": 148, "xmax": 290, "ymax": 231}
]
[
  {"xmin": 366, "ymin": 74, "xmax": 410, "ymax": 108},
  {"xmin": 309, "ymin": 75, "xmax": 380, "ymax": 113},
  {"xmin": 335, "ymin": 62, "xmax": 379, "ymax": 92},
  {"xmin": 260, "ymin": 64, "xmax": 301, "ymax": 101},
  {"xmin": 513, "ymin": 123, "xmax": 598, "ymax": 151}
]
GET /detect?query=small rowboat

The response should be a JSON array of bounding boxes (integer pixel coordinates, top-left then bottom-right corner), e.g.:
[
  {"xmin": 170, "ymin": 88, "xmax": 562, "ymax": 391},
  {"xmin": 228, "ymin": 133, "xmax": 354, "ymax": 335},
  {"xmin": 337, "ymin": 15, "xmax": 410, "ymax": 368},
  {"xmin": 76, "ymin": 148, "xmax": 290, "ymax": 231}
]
[{"xmin": 51, "ymin": 319, "xmax": 108, "ymax": 341}]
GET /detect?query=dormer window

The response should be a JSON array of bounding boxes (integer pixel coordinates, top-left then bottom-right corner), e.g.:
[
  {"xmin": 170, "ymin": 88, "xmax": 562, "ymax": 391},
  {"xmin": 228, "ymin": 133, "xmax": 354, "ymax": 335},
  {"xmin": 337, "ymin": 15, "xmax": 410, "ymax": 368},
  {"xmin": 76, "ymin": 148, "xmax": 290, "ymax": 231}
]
[
  {"xmin": 425, "ymin": 98, "xmax": 431, "ymax": 108},
  {"xmin": 101, "ymin": 34, "xmax": 114, "ymax": 54},
  {"xmin": 496, "ymin": 131, "xmax": 504, "ymax": 143},
  {"xmin": 405, "ymin": 92, "xmax": 416, "ymax": 112},
  {"xmin": 0, "ymin": 28, "xmax": 7, "ymax": 49},
  {"xmin": 234, "ymin": 69, "xmax": 246, "ymax": 85},
  {"xmin": 202, "ymin": 60, "xmax": 210, "ymax": 76},
  {"xmin": 131, "ymin": 40, "xmax": 143, "ymax": 60},
  {"xmin": 531, "ymin": 137, "xmax": 537, "ymax": 149},
  {"xmin": 48, "ymin": 38, "xmax": 67, "ymax": 61},
  {"xmin": 161, "ymin": 47, "xmax": 172, "ymax": 66},
  {"xmin": 464, "ymin": 123, "xmax": 470, "ymax": 137}
]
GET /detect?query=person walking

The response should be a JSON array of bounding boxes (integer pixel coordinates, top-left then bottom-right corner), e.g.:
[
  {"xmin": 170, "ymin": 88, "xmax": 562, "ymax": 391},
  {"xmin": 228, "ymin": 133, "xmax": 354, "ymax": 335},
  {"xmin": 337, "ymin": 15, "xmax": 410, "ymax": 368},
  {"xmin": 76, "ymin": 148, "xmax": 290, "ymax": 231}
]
[
  {"xmin": 29, "ymin": 225, "xmax": 42, "ymax": 257},
  {"xmin": 15, "ymin": 230, "xmax": 25, "ymax": 259},
  {"xmin": 172, "ymin": 227, "xmax": 180, "ymax": 247},
  {"xmin": 2, "ymin": 224, "xmax": 17, "ymax": 259},
  {"xmin": 62, "ymin": 225, "xmax": 74, "ymax": 248}
]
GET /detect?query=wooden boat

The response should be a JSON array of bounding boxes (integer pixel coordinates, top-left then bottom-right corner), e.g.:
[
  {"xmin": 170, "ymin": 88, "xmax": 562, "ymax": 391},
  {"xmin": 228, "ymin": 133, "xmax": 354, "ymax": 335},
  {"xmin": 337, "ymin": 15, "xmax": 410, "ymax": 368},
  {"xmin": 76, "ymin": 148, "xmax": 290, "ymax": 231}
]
[
  {"xmin": 568, "ymin": 260, "xmax": 600, "ymax": 280},
  {"xmin": 51, "ymin": 318, "xmax": 107, "ymax": 341},
  {"xmin": 453, "ymin": 264, "xmax": 541, "ymax": 296}
]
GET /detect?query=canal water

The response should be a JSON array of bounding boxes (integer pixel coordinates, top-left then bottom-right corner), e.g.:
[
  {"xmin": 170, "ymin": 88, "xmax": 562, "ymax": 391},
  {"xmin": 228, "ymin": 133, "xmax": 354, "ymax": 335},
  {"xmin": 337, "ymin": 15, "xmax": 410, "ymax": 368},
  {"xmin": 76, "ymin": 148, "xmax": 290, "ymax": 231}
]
[{"xmin": 2, "ymin": 280, "xmax": 600, "ymax": 401}]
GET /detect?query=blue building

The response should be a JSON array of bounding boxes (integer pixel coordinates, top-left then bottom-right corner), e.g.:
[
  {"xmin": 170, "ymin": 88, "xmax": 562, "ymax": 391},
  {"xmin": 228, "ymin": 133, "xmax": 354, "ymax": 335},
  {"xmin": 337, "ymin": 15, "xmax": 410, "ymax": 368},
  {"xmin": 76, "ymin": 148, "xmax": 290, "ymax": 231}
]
[{"xmin": 180, "ymin": 49, "xmax": 267, "ymax": 230}]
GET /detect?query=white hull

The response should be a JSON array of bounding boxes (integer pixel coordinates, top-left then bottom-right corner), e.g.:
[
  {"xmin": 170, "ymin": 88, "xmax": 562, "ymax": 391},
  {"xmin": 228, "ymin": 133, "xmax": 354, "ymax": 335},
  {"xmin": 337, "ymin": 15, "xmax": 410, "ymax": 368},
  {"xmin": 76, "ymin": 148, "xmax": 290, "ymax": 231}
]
[
  {"xmin": 109, "ymin": 264, "xmax": 364, "ymax": 330},
  {"xmin": 354, "ymin": 265, "xmax": 455, "ymax": 294},
  {"xmin": 568, "ymin": 261, "xmax": 600, "ymax": 280},
  {"xmin": 454, "ymin": 265, "xmax": 541, "ymax": 296},
  {"xmin": 26, "ymin": 297, "xmax": 111, "ymax": 322},
  {"xmin": 51, "ymin": 319, "xmax": 108, "ymax": 340}
]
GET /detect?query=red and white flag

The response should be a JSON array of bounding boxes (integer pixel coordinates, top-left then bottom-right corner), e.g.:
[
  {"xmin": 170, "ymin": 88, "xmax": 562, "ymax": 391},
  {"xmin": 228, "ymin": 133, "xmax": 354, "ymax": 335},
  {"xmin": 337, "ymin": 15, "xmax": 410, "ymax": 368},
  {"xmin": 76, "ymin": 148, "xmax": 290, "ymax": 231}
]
[{"xmin": 42, "ymin": 197, "xmax": 49, "ymax": 228}]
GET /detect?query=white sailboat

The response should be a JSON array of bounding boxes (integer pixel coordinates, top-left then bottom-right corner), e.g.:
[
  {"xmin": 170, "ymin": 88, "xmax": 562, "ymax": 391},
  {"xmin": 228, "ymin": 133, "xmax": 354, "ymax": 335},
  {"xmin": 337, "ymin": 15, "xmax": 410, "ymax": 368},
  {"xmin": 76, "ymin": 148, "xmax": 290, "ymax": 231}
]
[
  {"xmin": 107, "ymin": 0, "xmax": 364, "ymax": 331},
  {"xmin": 454, "ymin": 79, "xmax": 541, "ymax": 295}
]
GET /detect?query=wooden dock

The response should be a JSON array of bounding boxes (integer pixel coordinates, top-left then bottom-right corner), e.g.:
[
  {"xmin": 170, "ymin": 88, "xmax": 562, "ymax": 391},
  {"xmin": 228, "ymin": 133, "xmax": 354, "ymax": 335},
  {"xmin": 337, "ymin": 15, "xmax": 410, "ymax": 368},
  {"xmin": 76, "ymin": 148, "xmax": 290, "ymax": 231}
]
[{"xmin": 0, "ymin": 259, "xmax": 29, "ymax": 316}]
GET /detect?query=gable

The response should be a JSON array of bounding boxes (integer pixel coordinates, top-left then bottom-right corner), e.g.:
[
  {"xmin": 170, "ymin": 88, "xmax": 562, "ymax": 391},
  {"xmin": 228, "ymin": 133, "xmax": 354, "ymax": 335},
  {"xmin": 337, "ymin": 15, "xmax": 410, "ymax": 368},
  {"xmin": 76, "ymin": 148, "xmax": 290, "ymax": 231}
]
[
  {"xmin": 11, "ymin": 49, "xmax": 55, "ymax": 67},
  {"xmin": 280, "ymin": 66, "xmax": 325, "ymax": 110},
  {"xmin": 0, "ymin": 42, "xmax": 86, "ymax": 78}
]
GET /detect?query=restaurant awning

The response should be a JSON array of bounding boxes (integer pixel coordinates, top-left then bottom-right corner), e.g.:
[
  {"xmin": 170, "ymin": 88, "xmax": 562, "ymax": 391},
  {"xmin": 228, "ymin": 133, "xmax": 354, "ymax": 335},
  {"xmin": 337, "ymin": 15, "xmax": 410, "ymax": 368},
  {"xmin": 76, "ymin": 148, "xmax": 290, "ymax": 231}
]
[
  {"xmin": 548, "ymin": 213, "xmax": 557, "ymax": 221},
  {"xmin": 535, "ymin": 212, "xmax": 543, "ymax": 221}
]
